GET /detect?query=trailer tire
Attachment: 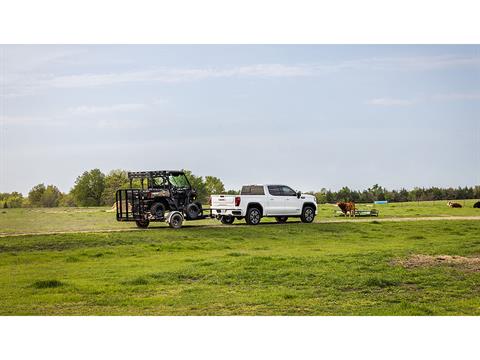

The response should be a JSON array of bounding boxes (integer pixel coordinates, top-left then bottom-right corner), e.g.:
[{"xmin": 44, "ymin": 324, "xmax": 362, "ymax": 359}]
[
  {"xmin": 275, "ymin": 216, "xmax": 288, "ymax": 223},
  {"xmin": 245, "ymin": 207, "xmax": 262, "ymax": 225},
  {"xmin": 168, "ymin": 212, "xmax": 184, "ymax": 229},
  {"xmin": 220, "ymin": 215, "xmax": 235, "ymax": 224},
  {"xmin": 135, "ymin": 220, "xmax": 150, "ymax": 229}
]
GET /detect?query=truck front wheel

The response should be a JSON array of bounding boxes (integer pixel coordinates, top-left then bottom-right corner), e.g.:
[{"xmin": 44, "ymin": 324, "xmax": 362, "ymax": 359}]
[
  {"xmin": 246, "ymin": 207, "xmax": 262, "ymax": 225},
  {"xmin": 301, "ymin": 206, "xmax": 315, "ymax": 223}
]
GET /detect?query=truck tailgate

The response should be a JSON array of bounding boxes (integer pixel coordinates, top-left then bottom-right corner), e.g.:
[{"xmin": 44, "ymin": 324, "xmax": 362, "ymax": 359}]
[{"xmin": 211, "ymin": 195, "xmax": 236, "ymax": 208}]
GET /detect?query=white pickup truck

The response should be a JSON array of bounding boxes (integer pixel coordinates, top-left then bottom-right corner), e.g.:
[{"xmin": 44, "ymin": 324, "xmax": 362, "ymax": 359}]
[{"xmin": 210, "ymin": 184, "xmax": 317, "ymax": 225}]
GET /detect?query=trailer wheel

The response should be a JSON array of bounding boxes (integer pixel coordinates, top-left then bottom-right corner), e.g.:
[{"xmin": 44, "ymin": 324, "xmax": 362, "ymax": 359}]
[
  {"xmin": 135, "ymin": 220, "xmax": 150, "ymax": 228},
  {"xmin": 275, "ymin": 216, "xmax": 288, "ymax": 223},
  {"xmin": 220, "ymin": 215, "xmax": 235, "ymax": 224},
  {"xmin": 245, "ymin": 207, "xmax": 261, "ymax": 225},
  {"xmin": 168, "ymin": 212, "xmax": 184, "ymax": 229}
]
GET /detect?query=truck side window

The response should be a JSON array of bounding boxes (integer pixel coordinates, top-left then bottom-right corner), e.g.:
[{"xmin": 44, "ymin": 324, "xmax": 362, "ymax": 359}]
[
  {"xmin": 241, "ymin": 186, "xmax": 265, "ymax": 195},
  {"xmin": 280, "ymin": 186, "xmax": 296, "ymax": 196},
  {"xmin": 267, "ymin": 185, "xmax": 282, "ymax": 196}
]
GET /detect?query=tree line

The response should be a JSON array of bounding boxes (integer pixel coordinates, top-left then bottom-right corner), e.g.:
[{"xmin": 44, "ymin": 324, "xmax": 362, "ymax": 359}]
[
  {"xmin": 1, "ymin": 171, "xmax": 479, "ymax": 208},
  {"xmin": 1, "ymin": 169, "xmax": 236, "ymax": 208},
  {"xmin": 309, "ymin": 184, "xmax": 480, "ymax": 204}
]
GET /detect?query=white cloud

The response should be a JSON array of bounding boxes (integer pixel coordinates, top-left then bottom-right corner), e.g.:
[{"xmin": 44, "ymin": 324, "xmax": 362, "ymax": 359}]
[
  {"xmin": 68, "ymin": 103, "xmax": 147, "ymax": 115},
  {"xmin": 367, "ymin": 98, "xmax": 416, "ymax": 106},
  {"xmin": 3, "ymin": 54, "xmax": 480, "ymax": 98}
]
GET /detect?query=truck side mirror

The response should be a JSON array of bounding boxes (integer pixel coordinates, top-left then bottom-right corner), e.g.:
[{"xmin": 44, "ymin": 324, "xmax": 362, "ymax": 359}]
[{"xmin": 297, "ymin": 191, "xmax": 301, "ymax": 198}]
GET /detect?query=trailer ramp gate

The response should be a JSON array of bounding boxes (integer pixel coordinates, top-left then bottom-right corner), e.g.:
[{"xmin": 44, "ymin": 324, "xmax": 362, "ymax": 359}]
[{"xmin": 116, "ymin": 189, "xmax": 144, "ymax": 221}]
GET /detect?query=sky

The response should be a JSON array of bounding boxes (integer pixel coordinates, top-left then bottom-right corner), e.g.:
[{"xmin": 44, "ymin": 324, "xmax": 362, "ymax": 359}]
[{"xmin": 0, "ymin": 45, "xmax": 479, "ymax": 195}]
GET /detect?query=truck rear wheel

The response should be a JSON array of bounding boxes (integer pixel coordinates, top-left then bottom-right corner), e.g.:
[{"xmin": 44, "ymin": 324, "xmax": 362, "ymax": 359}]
[
  {"xmin": 135, "ymin": 220, "xmax": 150, "ymax": 228},
  {"xmin": 275, "ymin": 216, "xmax": 288, "ymax": 223},
  {"xmin": 246, "ymin": 207, "xmax": 262, "ymax": 225},
  {"xmin": 220, "ymin": 215, "xmax": 235, "ymax": 224}
]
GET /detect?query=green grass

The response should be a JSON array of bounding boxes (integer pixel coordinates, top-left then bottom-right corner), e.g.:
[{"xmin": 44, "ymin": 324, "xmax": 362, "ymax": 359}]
[
  {"xmin": 1, "ymin": 199, "xmax": 479, "ymax": 235},
  {"xmin": 1, "ymin": 220, "xmax": 479, "ymax": 315},
  {"xmin": 319, "ymin": 199, "xmax": 480, "ymax": 219}
]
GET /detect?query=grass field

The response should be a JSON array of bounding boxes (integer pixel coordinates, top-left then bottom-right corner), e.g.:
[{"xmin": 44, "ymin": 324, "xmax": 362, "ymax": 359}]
[
  {"xmin": 1, "ymin": 199, "xmax": 479, "ymax": 235},
  {"xmin": 1, "ymin": 201, "xmax": 480, "ymax": 315}
]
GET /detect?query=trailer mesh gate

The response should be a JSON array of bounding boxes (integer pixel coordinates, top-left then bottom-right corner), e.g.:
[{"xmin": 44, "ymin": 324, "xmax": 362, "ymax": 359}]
[{"xmin": 115, "ymin": 189, "xmax": 144, "ymax": 221}]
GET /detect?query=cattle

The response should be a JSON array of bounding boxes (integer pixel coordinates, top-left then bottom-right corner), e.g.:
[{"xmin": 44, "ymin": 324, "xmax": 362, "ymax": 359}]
[
  {"xmin": 474, "ymin": 201, "xmax": 480, "ymax": 209},
  {"xmin": 337, "ymin": 202, "xmax": 356, "ymax": 217},
  {"xmin": 447, "ymin": 201, "xmax": 462, "ymax": 208}
]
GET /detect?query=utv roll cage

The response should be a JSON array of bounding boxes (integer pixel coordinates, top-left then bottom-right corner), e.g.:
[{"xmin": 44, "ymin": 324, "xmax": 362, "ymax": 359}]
[{"xmin": 127, "ymin": 170, "xmax": 192, "ymax": 190}]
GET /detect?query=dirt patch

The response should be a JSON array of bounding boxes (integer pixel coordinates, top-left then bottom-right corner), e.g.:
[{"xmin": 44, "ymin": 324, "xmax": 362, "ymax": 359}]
[{"xmin": 395, "ymin": 254, "xmax": 480, "ymax": 271}]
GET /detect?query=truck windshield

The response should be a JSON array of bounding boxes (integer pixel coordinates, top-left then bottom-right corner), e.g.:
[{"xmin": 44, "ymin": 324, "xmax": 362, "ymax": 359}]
[{"xmin": 169, "ymin": 174, "xmax": 191, "ymax": 188}]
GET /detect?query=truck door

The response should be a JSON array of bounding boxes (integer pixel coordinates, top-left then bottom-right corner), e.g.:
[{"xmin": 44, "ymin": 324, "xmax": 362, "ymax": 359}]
[
  {"xmin": 279, "ymin": 185, "xmax": 302, "ymax": 215},
  {"xmin": 266, "ymin": 185, "xmax": 286, "ymax": 215}
]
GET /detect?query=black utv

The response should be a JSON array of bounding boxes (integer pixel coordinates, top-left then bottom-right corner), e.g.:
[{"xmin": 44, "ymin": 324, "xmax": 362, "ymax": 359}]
[{"xmin": 115, "ymin": 170, "xmax": 206, "ymax": 228}]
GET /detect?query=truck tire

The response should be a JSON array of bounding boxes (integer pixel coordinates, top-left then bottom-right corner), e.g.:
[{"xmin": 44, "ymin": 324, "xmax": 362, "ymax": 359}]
[
  {"xmin": 300, "ymin": 206, "xmax": 315, "ymax": 223},
  {"xmin": 150, "ymin": 202, "xmax": 166, "ymax": 219},
  {"xmin": 168, "ymin": 212, "xmax": 184, "ymax": 229},
  {"xmin": 220, "ymin": 215, "xmax": 235, "ymax": 224},
  {"xmin": 245, "ymin": 207, "xmax": 262, "ymax": 225},
  {"xmin": 135, "ymin": 220, "xmax": 150, "ymax": 228},
  {"xmin": 275, "ymin": 216, "xmax": 288, "ymax": 223}
]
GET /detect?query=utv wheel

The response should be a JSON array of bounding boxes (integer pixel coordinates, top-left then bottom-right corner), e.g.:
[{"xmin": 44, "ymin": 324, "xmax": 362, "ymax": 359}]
[
  {"xmin": 168, "ymin": 212, "xmax": 184, "ymax": 229},
  {"xmin": 301, "ymin": 206, "xmax": 315, "ymax": 223},
  {"xmin": 135, "ymin": 220, "xmax": 150, "ymax": 229},
  {"xmin": 246, "ymin": 207, "xmax": 262, "ymax": 225},
  {"xmin": 150, "ymin": 202, "xmax": 166, "ymax": 219},
  {"xmin": 185, "ymin": 202, "xmax": 202, "ymax": 220},
  {"xmin": 220, "ymin": 215, "xmax": 235, "ymax": 224},
  {"xmin": 275, "ymin": 216, "xmax": 288, "ymax": 223}
]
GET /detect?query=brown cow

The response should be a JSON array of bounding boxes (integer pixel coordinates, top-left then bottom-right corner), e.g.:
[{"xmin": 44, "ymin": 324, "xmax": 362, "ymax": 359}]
[
  {"xmin": 337, "ymin": 202, "xmax": 356, "ymax": 217},
  {"xmin": 447, "ymin": 201, "xmax": 462, "ymax": 208}
]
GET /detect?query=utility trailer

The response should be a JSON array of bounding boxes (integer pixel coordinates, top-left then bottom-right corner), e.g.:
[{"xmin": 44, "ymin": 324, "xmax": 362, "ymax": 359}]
[
  {"xmin": 115, "ymin": 170, "xmax": 214, "ymax": 229},
  {"xmin": 334, "ymin": 209, "xmax": 379, "ymax": 217}
]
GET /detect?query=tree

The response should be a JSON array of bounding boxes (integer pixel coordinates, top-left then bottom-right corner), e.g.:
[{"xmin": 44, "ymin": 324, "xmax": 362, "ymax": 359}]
[
  {"xmin": 28, "ymin": 183, "xmax": 46, "ymax": 207},
  {"xmin": 183, "ymin": 170, "xmax": 208, "ymax": 204},
  {"xmin": 71, "ymin": 169, "xmax": 106, "ymax": 206},
  {"xmin": 204, "ymin": 176, "xmax": 225, "ymax": 197},
  {"xmin": 101, "ymin": 169, "xmax": 129, "ymax": 206},
  {"xmin": 59, "ymin": 193, "xmax": 77, "ymax": 207},
  {"xmin": 40, "ymin": 185, "xmax": 62, "ymax": 207},
  {"xmin": 225, "ymin": 189, "xmax": 240, "ymax": 195},
  {"xmin": 5, "ymin": 192, "xmax": 24, "ymax": 208}
]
